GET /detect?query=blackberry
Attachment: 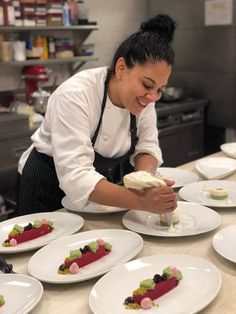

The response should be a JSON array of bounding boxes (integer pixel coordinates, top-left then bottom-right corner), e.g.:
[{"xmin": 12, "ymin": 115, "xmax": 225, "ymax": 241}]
[
  {"xmin": 80, "ymin": 245, "xmax": 89, "ymax": 253},
  {"xmin": 161, "ymin": 273, "xmax": 168, "ymax": 281},
  {"xmin": 153, "ymin": 274, "xmax": 162, "ymax": 283},
  {"xmin": 59, "ymin": 264, "xmax": 68, "ymax": 272},
  {"xmin": 124, "ymin": 296, "xmax": 134, "ymax": 305},
  {"xmin": 24, "ymin": 223, "xmax": 33, "ymax": 231}
]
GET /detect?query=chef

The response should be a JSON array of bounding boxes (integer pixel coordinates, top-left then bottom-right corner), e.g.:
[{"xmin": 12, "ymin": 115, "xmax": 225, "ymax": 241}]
[{"xmin": 16, "ymin": 14, "xmax": 177, "ymax": 215}]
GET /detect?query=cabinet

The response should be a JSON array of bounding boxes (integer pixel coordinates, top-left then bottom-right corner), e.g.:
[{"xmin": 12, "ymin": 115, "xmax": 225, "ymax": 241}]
[
  {"xmin": 0, "ymin": 25, "xmax": 98, "ymax": 73},
  {"xmin": 0, "ymin": 113, "xmax": 34, "ymax": 193}
]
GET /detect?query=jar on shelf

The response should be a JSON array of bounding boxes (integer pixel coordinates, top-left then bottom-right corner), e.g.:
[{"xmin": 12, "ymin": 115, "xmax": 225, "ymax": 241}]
[
  {"xmin": 77, "ymin": 0, "xmax": 88, "ymax": 25},
  {"xmin": 3, "ymin": 0, "xmax": 15, "ymax": 26}
]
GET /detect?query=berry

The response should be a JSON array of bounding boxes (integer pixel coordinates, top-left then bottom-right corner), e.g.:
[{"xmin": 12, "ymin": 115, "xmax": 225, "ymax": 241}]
[
  {"xmin": 124, "ymin": 296, "xmax": 134, "ymax": 305},
  {"xmin": 24, "ymin": 223, "xmax": 33, "ymax": 231},
  {"xmin": 59, "ymin": 264, "xmax": 68, "ymax": 272},
  {"xmin": 80, "ymin": 245, "xmax": 89, "ymax": 253},
  {"xmin": 153, "ymin": 274, "xmax": 162, "ymax": 283},
  {"xmin": 161, "ymin": 273, "xmax": 167, "ymax": 281}
]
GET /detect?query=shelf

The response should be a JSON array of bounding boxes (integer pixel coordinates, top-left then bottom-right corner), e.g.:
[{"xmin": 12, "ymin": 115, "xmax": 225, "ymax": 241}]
[
  {"xmin": 0, "ymin": 56, "xmax": 98, "ymax": 66},
  {"xmin": 0, "ymin": 25, "xmax": 98, "ymax": 32}
]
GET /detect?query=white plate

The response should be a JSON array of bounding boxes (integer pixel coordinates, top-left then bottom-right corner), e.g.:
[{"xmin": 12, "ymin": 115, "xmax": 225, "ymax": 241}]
[
  {"xmin": 220, "ymin": 142, "xmax": 236, "ymax": 159},
  {"xmin": 28, "ymin": 229, "xmax": 143, "ymax": 284},
  {"xmin": 212, "ymin": 225, "xmax": 236, "ymax": 263},
  {"xmin": 89, "ymin": 254, "xmax": 222, "ymax": 314},
  {"xmin": 0, "ymin": 274, "xmax": 43, "ymax": 314},
  {"xmin": 195, "ymin": 157, "xmax": 236, "ymax": 179},
  {"xmin": 179, "ymin": 180, "xmax": 236, "ymax": 208},
  {"xmin": 62, "ymin": 196, "xmax": 127, "ymax": 214},
  {"xmin": 0, "ymin": 212, "xmax": 84, "ymax": 254},
  {"xmin": 158, "ymin": 167, "xmax": 199, "ymax": 188},
  {"xmin": 122, "ymin": 201, "xmax": 221, "ymax": 237}
]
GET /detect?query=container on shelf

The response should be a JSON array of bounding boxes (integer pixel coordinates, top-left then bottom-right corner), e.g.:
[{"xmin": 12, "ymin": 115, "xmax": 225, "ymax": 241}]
[
  {"xmin": 0, "ymin": 41, "xmax": 13, "ymax": 61},
  {"xmin": 12, "ymin": 40, "xmax": 26, "ymax": 61},
  {"xmin": 79, "ymin": 43, "xmax": 94, "ymax": 56},
  {"xmin": 3, "ymin": 0, "xmax": 15, "ymax": 26}
]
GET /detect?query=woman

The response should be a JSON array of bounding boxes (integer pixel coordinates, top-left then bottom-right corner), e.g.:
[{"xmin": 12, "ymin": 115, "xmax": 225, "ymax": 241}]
[{"xmin": 17, "ymin": 14, "xmax": 177, "ymax": 215}]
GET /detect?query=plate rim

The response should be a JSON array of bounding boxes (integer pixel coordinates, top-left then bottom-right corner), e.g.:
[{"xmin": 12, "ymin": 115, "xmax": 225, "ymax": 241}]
[
  {"xmin": 178, "ymin": 180, "xmax": 236, "ymax": 208},
  {"xmin": 122, "ymin": 201, "xmax": 222, "ymax": 237},
  {"xmin": 158, "ymin": 167, "xmax": 199, "ymax": 188},
  {"xmin": 89, "ymin": 253, "xmax": 222, "ymax": 314},
  {"xmin": 220, "ymin": 142, "xmax": 236, "ymax": 158},
  {"xmin": 195, "ymin": 157, "xmax": 236, "ymax": 180},
  {"xmin": 62, "ymin": 196, "xmax": 128, "ymax": 214},
  {"xmin": 27, "ymin": 228, "xmax": 143, "ymax": 284},
  {"xmin": 212, "ymin": 224, "xmax": 236, "ymax": 263},
  {"xmin": 0, "ymin": 212, "xmax": 84, "ymax": 254},
  {"xmin": 1, "ymin": 273, "xmax": 44, "ymax": 314}
]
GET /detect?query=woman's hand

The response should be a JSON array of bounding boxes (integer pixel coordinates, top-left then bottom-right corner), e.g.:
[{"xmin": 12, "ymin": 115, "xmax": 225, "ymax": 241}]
[{"xmin": 136, "ymin": 185, "xmax": 177, "ymax": 214}]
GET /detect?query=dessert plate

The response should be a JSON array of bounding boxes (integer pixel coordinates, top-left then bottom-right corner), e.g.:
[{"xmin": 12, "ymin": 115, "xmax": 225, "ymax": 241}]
[
  {"xmin": 62, "ymin": 196, "xmax": 127, "ymax": 214},
  {"xmin": 195, "ymin": 157, "xmax": 236, "ymax": 179},
  {"xmin": 28, "ymin": 229, "xmax": 143, "ymax": 284},
  {"xmin": 122, "ymin": 201, "xmax": 221, "ymax": 237},
  {"xmin": 0, "ymin": 274, "xmax": 43, "ymax": 314},
  {"xmin": 179, "ymin": 180, "xmax": 236, "ymax": 208},
  {"xmin": 89, "ymin": 254, "xmax": 222, "ymax": 314},
  {"xmin": 220, "ymin": 142, "xmax": 236, "ymax": 159},
  {"xmin": 0, "ymin": 212, "xmax": 84, "ymax": 254},
  {"xmin": 158, "ymin": 167, "xmax": 199, "ymax": 188},
  {"xmin": 212, "ymin": 225, "xmax": 236, "ymax": 263}
]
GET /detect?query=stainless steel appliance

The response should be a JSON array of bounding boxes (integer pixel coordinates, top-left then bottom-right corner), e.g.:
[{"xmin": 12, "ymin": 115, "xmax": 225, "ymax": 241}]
[
  {"xmin": 156, "ymin": 98, "xmax": 208, "ymax": 167},
  {"xmin": 22, "ymin": 66, "xmax": 51, "ymax": 114}
]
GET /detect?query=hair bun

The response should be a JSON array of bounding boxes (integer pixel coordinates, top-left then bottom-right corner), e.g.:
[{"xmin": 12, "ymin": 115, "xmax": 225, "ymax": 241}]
[{"xmin": 140, "ymin": 14, "xmax": 176, "ymax": 43}]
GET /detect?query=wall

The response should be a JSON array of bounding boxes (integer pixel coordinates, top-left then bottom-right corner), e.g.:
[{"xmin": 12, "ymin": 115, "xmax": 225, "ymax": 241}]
[
  {"xmin": 0, "ymin": 0, "xmax": 148, "ymax": 91},
  {"xmin": 148, "ymin": 0, "xmax": 236, "ymax": 129}
]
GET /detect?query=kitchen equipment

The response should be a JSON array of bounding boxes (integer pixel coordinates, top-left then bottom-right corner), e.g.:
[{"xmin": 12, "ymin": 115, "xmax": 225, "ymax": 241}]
[
  {"xmin": 22, "ymin": 65, "xmax": 50, "ymax": 98},
  {"xmin": 22, "ymin": 65, "xmax": 51, "ymax": 114},
  {"xmin": 161, "ymin": 87, "xmax": 184, "ymax": 102},
  {"xmin": 30, "ymin": 88, "xmax": 50, "ymax": 115},
  {"xmin": 156, "ymin": 98, "xmax": 208, "ymax": 167},
  {"xmin": 0, "ymin": 255, "xmax": 14, "ymax": 273}
]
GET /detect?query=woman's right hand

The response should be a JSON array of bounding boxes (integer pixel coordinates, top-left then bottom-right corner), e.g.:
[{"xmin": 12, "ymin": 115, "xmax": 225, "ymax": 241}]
[{"xmin": 138, "ymin": 185, "xmax": 177, "ymax": 214}]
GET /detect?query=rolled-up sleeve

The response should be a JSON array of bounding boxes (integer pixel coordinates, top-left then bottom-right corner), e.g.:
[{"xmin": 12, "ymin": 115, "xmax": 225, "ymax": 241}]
[{"xmin": 130, "ymin": 103, "xmax": 163, "ymax": 166}]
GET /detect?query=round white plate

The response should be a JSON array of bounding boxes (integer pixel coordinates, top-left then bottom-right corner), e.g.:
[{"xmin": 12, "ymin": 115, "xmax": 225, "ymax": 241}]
[
  {"xmin": 0, "ymin": 274, "xmax": 43, "ymax": 314},
  {"xmin": 213, "ymin": 225, "xmax": 236, "ymax": 263},
  {"xmin": 122, "ymin": 201, "xmax": 221, "ymax": 237},
  {"xmin": 89, "ymin": 254, "xmax": 222, "ymax": 314},
  {"xmin": 62, "ymin": 196, "xmax": 127, "ymax": 214},
  {"xmin": 179, "ymin": 180, "xmax": 236, "ymax": 208},
  {"xmin": 28, "ymin": 229, "xmax": 143, "ymax": 284},
  {"xmin": 158, "ymin": 167, "xmax": 199, "ymax": 188},
  {"xmin": 195, "ymin": 157, "xmax": 236, "ymax": 179},
  {"xmin": 220, "ymin": 142, "xmax": 236, "ymax": 159},
  {"xmin": 0, "ymin": 212, "xmax": 84, "ymax": 254}
]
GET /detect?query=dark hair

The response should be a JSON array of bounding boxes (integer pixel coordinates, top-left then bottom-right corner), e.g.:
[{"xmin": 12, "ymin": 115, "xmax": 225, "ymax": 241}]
[{"xmin": 110, "ymin": 14, "xmax": 176, "ymax": 73}]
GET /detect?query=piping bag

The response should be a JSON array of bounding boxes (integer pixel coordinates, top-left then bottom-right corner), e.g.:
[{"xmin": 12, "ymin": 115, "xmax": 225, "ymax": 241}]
[{"xmin": 123, "ymin": 169, "xmax": 173, "ymax": 226}]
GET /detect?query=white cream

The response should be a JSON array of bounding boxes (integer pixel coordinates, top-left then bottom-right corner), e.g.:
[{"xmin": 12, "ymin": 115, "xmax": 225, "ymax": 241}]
[{"xmin": 123, "ymin": 171, "xmax": 167, "ymax": 190}]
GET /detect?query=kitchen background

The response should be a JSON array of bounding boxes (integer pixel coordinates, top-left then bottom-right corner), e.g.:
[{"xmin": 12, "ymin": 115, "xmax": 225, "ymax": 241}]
[{"xmin": 0, "ymin": 0, "xmax": 236, "ymax": 213}]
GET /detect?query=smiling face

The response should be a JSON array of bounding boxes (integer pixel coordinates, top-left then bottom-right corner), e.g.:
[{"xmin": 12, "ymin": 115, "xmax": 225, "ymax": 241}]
[{"xmin": 109, "ymin": 58, "xmax": 172, "ymax": 115}]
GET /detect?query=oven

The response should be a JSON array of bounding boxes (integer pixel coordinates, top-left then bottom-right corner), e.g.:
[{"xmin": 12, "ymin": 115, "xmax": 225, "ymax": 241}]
[{"xmin": 156, "ymin": 98, "xmax": 208, "ymax": 167}]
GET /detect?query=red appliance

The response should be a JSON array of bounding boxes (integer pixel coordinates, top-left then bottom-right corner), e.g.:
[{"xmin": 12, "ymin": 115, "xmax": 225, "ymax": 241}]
[{"xmin": 22, "ymin": 66, "xmax": 51, "ymax": 102}]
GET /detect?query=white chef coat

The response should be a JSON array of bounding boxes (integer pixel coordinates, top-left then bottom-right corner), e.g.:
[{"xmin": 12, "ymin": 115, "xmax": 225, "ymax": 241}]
[{"xmin": 18, "ymin": 67, "xmax": 163, "ymax": 209}]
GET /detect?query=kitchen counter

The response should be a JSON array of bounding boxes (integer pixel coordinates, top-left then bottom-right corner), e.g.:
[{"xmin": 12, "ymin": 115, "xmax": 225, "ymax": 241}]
[{"xmin": 4, "ymin": 151, "xmax": 236, "ymax": 314}]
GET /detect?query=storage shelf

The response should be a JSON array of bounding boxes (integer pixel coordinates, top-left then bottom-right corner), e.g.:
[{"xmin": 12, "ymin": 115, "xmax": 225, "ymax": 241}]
[
  {"xmin": 0, "ymin": 25, "xmax": 98, "ymax": 32},
  {"xmin": 0, "ymin": 56, "xmax": 98, "ymax": 66}
]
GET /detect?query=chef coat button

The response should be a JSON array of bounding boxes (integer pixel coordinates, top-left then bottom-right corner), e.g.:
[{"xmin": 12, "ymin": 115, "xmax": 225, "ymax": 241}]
[{"xmin": 103, "ymin": 135, "xmax": 108, "ymax": 141}]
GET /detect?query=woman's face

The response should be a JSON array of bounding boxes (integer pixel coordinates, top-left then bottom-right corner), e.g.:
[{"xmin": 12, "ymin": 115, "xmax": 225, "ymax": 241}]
[{"xmin": 114, "ymin": 58, "xmax": 172, "ymax": 115}]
